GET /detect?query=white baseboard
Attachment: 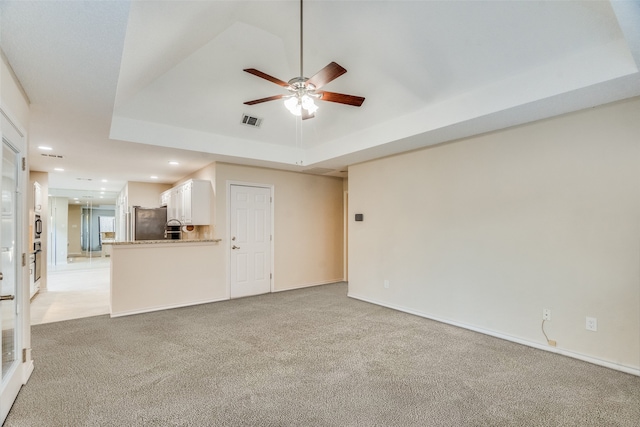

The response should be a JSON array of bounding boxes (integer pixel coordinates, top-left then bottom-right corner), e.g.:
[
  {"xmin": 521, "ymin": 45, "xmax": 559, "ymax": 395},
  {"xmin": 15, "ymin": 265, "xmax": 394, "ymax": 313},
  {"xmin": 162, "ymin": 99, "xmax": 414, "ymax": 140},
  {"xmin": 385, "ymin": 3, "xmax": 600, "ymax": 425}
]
[
  {"xmin": 23, "ymin": 359, "xmax": 34, "ymax": 384},
  {"xmin": 273, "ymin": 279, "xmax": 345, "ymax": 293},
  {"xmin": 348, "ymin": 292, "xmax": 640, "ymax": 377},
  {"xmin": 110, "ymin": 280, "xmax": 347, "ymax": 317},
  {"xmin": 110, "ymin": 297, "xmax": 229, "ymax": 318}
]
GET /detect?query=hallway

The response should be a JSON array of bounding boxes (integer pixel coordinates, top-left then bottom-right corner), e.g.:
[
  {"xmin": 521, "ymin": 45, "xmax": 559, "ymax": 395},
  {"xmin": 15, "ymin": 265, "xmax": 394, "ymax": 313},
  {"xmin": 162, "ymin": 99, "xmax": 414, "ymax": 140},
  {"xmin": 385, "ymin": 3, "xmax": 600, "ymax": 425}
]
[{"xmin": 30, "ymin": 257, "xmax": 110, "ymax": 325}]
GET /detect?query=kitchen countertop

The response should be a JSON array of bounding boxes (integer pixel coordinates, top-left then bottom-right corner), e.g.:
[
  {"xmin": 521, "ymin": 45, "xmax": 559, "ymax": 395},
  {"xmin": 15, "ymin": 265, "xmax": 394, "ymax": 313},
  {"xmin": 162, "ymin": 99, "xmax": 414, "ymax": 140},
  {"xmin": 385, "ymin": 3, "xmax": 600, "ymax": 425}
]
[{"xmin": 105, "ymin": 239, "xmax": 221, "ymax": 246}]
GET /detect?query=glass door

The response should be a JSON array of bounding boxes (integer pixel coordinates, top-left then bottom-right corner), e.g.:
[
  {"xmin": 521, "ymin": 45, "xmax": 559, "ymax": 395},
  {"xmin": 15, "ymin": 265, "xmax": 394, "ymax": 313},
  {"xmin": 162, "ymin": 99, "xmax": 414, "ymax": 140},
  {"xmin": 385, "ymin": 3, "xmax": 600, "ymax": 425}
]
[{"xmin": 0, "ymin": 140, "xmax": 21, "ymax": 422}]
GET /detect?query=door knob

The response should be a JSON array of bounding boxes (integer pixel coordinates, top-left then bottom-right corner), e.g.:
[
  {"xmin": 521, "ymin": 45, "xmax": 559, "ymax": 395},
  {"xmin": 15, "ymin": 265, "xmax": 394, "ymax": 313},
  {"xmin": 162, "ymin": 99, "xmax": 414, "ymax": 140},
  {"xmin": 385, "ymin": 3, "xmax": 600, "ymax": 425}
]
[
  {"xmin": 232, "ymin": 245, "xmax": 240, "ymax": 250},
  {"xmin": 232, "ymin": 236, "xmax": 236, "ymax": 241}
]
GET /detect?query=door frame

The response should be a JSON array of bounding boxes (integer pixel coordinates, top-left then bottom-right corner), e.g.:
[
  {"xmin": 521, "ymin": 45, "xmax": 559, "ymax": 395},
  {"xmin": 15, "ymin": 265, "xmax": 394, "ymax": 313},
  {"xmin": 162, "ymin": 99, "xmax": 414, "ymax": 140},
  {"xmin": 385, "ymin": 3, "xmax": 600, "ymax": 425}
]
[
  {"xmin": 343, "ymin": 190, "xmax": 348, "ymax": 282},
  {"xmin": 226, "ymin": 181, "xmax": 275, "ymax": 297},
  {"xmin": 0, "ymin": 107, "xmax": 31, "ymax": 424}
]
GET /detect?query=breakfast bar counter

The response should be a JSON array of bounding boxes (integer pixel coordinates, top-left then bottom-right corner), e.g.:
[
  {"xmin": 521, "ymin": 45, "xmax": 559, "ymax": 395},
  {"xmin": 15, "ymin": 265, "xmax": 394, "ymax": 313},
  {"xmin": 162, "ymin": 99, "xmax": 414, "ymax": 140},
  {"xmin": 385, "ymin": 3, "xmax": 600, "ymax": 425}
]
[{"xmin": 106, "ymin": 239, "xmax": 227, "ymax": 317}]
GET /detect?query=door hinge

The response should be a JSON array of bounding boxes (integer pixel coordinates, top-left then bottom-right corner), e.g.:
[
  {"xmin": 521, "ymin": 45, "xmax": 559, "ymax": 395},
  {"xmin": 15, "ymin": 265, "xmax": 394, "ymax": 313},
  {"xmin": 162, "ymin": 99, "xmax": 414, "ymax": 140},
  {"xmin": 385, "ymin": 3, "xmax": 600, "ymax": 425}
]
[
  {"xmin": 270, "ymin": 196, "xmax": 272, "ymax": 203},
  {"xmin": 270, "ymin": 273, "xmax": 272, "ymax": 279},
  {"xmin": 21, "ymin": 157, "xmax": 26, "ymax": 171},
  {"xmin": 22, "ymin": 348, "xmax": 30, "ymax": 363},
  {"xmin": 22, "ymin": 253, "xmax": 26, "ymax": 267},
  {"xmin": 270, "ymin": 235, "xmax": 272, "ymax": 241}
]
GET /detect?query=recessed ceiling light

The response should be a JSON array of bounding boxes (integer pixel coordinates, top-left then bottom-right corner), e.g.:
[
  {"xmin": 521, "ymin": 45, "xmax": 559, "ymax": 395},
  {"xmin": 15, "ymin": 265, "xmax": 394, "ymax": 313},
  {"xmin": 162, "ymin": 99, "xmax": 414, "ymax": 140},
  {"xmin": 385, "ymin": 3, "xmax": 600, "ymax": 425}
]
[
  {"xmin": 101, "ymin": 179, "xmax": 108, "ymax": 183},
  {"xmin": 100, "ymin": 187, "xmax": 106, "ymax": 191},
  {"xmin": 100, "ymin": 192, "xmax": 105, "ymax": 195},
  {"xmin": 73, "ymin": 198, "xmax": 79, "ymax": 201},
  {"xmin": 38, "ymin": 146, "xmax": 53, "ymax": 151},
  {"xmin": 54, "ymin": 168, "xmax": 64, "ymax": 172},
  {"xmin": 150, "ymin": 175, "xmax": 158, "ymax": 179},
  {"xmin": 168, "ymin": 161, "xmax": 179, "ymax": 165}
]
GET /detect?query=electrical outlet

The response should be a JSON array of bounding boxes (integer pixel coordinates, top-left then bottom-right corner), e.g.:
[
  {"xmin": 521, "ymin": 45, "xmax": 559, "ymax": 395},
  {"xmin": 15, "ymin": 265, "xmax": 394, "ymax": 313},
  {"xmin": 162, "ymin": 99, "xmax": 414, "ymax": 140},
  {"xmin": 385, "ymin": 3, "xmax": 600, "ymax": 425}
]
[
  {"xmin": 383, "ymin": 279, "xmax": 390, "ymax": 289},
  {"xmin": 542, "ymin": 309, "xmax": 551, "ymax": 321},
  {"xmin": 586, "ymin": 317, "xmax": 597, "ymax": 332}
]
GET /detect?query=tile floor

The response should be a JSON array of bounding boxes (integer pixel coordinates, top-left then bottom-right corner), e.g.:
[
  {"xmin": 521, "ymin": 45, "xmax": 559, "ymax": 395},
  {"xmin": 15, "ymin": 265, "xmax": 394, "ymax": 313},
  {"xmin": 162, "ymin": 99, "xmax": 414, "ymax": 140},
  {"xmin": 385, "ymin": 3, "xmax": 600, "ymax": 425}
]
[{"xmin": 30, "ymin": 256, "xmax": 110, "ymax": 325}]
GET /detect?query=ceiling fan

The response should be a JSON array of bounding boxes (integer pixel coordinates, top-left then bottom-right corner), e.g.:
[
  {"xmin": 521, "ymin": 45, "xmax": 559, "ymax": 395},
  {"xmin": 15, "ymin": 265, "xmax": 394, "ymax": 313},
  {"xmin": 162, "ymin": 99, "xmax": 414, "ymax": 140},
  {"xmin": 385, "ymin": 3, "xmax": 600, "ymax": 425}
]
[{"xmin": 243, "ymin": 0, "xmax": 365, "ymax": 120}]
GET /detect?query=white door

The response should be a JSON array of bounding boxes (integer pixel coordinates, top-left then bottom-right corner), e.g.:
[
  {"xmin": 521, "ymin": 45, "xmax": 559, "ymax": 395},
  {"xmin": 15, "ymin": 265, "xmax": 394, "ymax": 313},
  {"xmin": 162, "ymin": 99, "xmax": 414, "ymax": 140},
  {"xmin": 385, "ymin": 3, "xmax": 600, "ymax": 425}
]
[
  {"xmin": 0, "ymin": 140, "xmax": 22, "ymax": 423},
  {"xmin": 230, "ymin": 185, "xmax": 272, "ymax": 298}
]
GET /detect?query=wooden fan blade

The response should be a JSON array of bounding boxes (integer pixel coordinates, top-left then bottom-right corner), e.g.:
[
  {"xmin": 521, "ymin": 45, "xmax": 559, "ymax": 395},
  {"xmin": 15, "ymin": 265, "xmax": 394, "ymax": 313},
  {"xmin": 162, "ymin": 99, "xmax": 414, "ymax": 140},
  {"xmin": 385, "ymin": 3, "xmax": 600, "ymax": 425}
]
[
  {"xmin": 307, "ymin": 62, "xmax": 347, "ymax": 90},
  {"xmin": 243, "ymin": 68, "xmax": 290, "ymax": 87},
  {"xmin": 244, "ymin": 94, "xmax": 285, "ymax": 105},
  {"xmin": 317, "ymin": 91, "xmax": 365, "ymax": 107}
]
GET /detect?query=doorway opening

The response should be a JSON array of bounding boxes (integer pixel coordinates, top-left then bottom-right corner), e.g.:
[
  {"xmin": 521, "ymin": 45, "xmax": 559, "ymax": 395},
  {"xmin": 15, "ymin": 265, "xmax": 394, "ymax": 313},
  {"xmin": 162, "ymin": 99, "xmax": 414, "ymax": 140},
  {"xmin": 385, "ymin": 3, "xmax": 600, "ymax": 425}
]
[{"xmin": 31, "ymin": 192, "xmax": 114, "ymax": 324}]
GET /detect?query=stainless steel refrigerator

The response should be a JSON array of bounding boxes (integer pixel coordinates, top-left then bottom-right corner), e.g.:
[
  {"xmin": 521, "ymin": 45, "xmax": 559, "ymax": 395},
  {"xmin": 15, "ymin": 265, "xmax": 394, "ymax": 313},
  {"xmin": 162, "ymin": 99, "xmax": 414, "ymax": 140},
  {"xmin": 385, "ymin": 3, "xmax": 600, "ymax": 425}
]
[{"xmin": 127, "ymin": 206, "xmax": 168, "ymax": 241}]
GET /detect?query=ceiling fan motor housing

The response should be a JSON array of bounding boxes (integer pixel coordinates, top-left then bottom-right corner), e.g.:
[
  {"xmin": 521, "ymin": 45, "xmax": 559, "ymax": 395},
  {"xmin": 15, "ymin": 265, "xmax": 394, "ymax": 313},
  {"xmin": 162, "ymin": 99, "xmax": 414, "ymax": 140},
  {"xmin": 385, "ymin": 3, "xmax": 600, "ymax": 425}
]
[{"xmin": 287, "ymin": 77, "xmax": 319, "ymax": 99}]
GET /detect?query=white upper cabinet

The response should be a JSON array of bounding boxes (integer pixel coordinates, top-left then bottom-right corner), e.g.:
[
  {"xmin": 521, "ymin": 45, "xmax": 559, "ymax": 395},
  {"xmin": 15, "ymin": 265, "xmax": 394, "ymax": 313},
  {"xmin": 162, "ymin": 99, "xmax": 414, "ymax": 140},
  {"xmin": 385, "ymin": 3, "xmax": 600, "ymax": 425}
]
[
  {"xmin": 181, "ymin": 179, "xmax": 210, "ymax": 225},
  {"xmin": 160, "ymin": 189, "xmax": 170, "ymax": 207},
  {"xmin": 167, "ymin": 187, "xmax": 180, "ymax": 221},
  {"xmin": 164, "ymin": 179, "xmax": 211, "ymax": 225},
  {"xmin": 182, "ymin": 181, "xmax": 192, "ymax": 224}
]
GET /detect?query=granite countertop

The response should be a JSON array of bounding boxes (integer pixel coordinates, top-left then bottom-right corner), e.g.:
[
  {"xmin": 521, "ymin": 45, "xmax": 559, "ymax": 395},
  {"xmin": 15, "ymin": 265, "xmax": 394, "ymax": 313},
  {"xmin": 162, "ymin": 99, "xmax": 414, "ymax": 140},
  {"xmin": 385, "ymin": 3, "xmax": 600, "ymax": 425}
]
[{"xmin": 105, "ymin": 239, "xmax": 222, "ymax": 246}]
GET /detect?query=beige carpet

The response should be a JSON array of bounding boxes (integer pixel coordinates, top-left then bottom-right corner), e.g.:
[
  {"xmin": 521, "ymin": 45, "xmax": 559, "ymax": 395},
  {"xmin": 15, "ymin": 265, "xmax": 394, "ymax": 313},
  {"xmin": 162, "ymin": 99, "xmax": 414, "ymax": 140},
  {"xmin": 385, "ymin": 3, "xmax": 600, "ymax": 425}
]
[{"xmin": 6, "ymin": 283, "xmax": 640, "ymax": 426}]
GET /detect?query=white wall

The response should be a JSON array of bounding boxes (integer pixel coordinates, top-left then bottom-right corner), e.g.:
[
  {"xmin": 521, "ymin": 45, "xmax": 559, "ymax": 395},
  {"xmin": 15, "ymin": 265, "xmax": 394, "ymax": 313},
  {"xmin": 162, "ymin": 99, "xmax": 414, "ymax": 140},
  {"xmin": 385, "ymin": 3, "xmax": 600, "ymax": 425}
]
[
  {"xmin": 126, "ymin": 181, "xmax": 171, "ymax": 208},
  {"xmin": 348, "ymin": 97, "xmax": 640, "ymax": 373}
]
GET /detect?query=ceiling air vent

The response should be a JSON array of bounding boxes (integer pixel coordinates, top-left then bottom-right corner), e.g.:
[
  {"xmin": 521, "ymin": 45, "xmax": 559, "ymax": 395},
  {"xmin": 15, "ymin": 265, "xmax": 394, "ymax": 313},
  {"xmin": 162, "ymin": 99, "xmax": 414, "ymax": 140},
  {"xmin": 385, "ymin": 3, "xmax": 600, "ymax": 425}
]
[
  {"xmin": 41, "ymin": 153, "xmax": 64, "ymax": 159},
  {"xmin": 240, "ymin": 114, "xmax": 262, "ymax": 128}
]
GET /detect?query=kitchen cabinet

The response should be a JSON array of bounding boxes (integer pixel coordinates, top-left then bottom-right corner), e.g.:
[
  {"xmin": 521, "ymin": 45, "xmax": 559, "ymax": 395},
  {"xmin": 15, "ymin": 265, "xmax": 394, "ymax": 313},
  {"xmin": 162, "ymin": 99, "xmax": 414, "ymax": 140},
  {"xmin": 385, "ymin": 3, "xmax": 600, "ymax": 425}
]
[
  {"xmin": 160, "ymin": 189, "xmax": 171, "ymax": 207},
  {"xmin": 165, "ymin": 179, "xmax": 211, "ymax": 225},
  {"xmin": 180, "ymin": 179, "xmax": 210, "ymax": 225},
  {"xmin": 161, "ymin": 188, "xmax": 177, "ymax": 218},
  {"xmin": 167, "ymin": 187, "xmax": 180, "ymax": 221},
  {"xmin": 182, "ymin": 181, "xmax": 193, "ymax": 224}
]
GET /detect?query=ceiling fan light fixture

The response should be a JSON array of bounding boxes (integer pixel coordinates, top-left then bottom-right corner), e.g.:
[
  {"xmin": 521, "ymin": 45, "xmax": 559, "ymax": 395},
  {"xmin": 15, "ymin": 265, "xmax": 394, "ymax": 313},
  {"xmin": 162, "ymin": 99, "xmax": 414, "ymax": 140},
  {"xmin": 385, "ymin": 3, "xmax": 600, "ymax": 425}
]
[
  {"xmin": 284, "ymin": 96, "xmax": 302, "ymax": 116},
  {"xmin": 301, "ymin": 94, "xmax": 318, "ymax": 114},
  {"xmin": 284, "ymin": 94, "xmax": 318, "ymax": 116}
]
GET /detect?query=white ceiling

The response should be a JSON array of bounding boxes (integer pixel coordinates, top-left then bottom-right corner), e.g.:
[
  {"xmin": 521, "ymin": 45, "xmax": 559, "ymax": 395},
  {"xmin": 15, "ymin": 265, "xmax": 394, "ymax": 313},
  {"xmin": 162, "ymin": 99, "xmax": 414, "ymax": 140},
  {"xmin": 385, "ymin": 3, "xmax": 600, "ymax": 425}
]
[{"xmin": 1, "ymin": 1, "xmax": 639, "ymax": 203}]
